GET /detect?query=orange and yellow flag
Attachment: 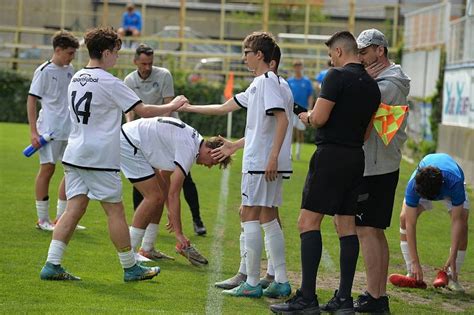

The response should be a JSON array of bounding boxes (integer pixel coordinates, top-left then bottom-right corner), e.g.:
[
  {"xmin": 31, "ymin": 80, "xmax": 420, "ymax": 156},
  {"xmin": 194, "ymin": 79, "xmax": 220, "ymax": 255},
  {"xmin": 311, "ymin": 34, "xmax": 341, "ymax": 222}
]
[
  {"xmin": 224, "ymin": 72, "xmax": 234, "ymax": 100},
  {"xmin": 373, "ymin": 103, "xmax": 409, "ymax": 145}
]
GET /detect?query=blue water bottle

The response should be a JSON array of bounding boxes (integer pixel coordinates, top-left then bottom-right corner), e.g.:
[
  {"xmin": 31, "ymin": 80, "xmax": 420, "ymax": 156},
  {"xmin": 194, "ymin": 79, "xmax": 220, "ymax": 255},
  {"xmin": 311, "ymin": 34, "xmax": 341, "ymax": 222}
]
[{"xmin": 23, "ymin": 133, "xmax": 53, "ymax": 157}]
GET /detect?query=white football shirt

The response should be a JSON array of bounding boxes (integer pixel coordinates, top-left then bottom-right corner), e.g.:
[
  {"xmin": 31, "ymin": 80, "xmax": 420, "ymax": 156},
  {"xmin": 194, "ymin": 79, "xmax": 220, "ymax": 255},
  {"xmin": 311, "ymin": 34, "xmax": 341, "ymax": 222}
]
[
  {"xmin": 28, "ymin": 61, "xmax": 74, "ymax": 140},
  {"xmin": 234, "ymin": 71, "xmax": 293, "ymax": 175},
  {"xmin": 121, "ymin": 117, "xmax": 203, "ymax": 175},
  {"xmin": 63, "ymin": 67, "xmax": 141, "ymax": 171}
]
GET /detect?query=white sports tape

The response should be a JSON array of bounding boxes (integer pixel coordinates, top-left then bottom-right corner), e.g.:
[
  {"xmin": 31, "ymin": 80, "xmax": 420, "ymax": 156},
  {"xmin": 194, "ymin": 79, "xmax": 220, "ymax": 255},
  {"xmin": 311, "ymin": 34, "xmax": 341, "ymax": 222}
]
[{"xmin": 399, "ymin": 228, "xmax": 406, "ymax": 235}]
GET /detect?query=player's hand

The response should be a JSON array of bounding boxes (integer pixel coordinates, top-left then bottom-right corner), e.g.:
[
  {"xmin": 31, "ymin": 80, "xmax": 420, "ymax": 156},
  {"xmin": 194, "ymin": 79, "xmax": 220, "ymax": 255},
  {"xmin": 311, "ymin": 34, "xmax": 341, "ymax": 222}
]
[
  {"xmin": 211, "ymin": 135, "xmax": 235, "ymax": 162},
  {"xmin": 30, "ymin": 131, "xmax": 41, "ymax": 148},
  {"xmin": 365, "ymin": 61, "xmax": 386, "ymax": 78},
  {"xmin": 265, "ymin": 157, "xmax": 278, "ymax": 182},
  {"xmin": 175, "ymin": 233, "xmax": 189, "ymax": 249},
  {"xmin": 411, "ymin": 261, "xmax": 424, "ymax": 282},
  {"xmin": 444, "ymin": 255, "xmax": 457, "ymax": 281},
  {"xmin": 176, "ymin": 102, "xmax": 191, "ymax": 112},
  {"xmin": 170, "ymin": 95, "xmax": 188, "ymax": 110},
  {"xmin": 299, "ymin": 111, "xmax": 311, "ymax": 127}
]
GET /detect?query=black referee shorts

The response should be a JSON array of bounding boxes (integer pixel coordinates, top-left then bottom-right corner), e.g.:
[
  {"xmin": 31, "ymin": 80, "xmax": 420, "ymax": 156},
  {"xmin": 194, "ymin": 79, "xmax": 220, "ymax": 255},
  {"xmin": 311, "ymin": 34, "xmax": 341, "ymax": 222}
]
[
  {"xmin": 355, "ymin": 169, "xmax": 400, "ymax": 229},
  {"xmin": 301, "ymin": 144, "xmax": 364, "ymax": 216}
]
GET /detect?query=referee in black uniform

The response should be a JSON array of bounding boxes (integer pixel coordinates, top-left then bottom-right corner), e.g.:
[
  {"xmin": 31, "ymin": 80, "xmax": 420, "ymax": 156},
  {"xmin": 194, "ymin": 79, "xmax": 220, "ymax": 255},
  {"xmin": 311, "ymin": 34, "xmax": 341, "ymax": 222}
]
[{"xmin": 271, "ymin": 31, "xmax": 380, "ymax": 314}]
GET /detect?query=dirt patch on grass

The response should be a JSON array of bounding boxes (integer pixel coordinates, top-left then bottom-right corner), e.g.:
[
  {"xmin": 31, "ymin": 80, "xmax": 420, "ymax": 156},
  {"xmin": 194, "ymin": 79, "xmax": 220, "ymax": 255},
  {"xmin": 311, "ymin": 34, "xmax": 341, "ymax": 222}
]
[{"xmin": 262, "ymin": 261, "xmax": 474, "ymax": 312}]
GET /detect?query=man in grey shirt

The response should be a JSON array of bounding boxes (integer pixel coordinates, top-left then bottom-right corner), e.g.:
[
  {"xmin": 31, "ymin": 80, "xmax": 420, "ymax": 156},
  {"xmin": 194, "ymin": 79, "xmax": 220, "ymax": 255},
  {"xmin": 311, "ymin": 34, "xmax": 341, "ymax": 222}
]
[
  {"xmin": 354, "ymin": 29, "xmax": 410, "ymax": 313},
  {"xmin": 124, "ymin": 45, "xmax": 207, "ymax": 261}
]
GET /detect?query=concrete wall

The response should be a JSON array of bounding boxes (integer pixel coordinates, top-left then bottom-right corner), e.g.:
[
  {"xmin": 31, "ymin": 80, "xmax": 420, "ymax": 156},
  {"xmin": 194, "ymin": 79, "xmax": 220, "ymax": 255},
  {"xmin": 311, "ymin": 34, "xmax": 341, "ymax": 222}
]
[
  {"xmin": 401, "ymin": 48, "xmax": 441, "ymax": 99},
  {"xmin": 437, "ymin": 124, "xmax": 474, "ymax": 186}
]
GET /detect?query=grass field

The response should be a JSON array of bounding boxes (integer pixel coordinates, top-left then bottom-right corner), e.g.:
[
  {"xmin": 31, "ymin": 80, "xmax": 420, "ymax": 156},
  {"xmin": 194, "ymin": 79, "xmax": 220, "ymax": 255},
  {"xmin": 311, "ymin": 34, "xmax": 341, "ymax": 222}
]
[{"xmin": 0, "ymin": 122, "xmax": 473, "ymax": 314}]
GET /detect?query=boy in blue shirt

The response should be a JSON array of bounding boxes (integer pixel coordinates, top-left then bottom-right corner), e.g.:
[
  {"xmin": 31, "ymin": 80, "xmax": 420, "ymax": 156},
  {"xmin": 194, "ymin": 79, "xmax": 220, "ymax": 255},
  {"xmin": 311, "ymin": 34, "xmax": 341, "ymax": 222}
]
[
  {"xmin": 287, "ymin": 60, "xmax": 313, "ymax": 160},
  {"xmin": 391, "ymin": 153, "xmax": 469, "ymax": 292},
  {"xmin": 118, "ymin": 3, "xmax": 142, "ymax": 38}
]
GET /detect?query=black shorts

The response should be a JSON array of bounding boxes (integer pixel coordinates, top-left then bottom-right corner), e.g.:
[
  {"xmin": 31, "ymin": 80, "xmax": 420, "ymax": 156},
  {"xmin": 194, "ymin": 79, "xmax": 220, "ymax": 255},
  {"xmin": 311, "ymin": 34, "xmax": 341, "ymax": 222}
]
[
  {"xmin": 355, "ymin": 169, "xmax": 400, "ymax": 229},
  {"xmin": 301, "ymin": 144, "xmax": 364, "ymax": 216}
]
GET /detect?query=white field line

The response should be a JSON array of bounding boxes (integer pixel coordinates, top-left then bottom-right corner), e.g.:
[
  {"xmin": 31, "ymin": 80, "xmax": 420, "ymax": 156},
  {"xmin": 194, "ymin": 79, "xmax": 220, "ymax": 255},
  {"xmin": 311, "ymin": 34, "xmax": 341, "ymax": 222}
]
[
  {"xmin": 205, "ymin": 168, "xmax": 230, "ymax": 315},
  {"xmin": 321, "ymin": 245, "xmax": 335, "ymax": 272}
]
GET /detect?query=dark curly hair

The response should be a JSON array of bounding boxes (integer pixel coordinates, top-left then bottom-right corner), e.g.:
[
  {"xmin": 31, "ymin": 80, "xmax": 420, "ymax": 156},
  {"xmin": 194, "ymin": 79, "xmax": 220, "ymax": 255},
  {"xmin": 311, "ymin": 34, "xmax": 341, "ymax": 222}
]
[
  {"xmin": 414, "ymin": 166, "xmax": 443, "ymax": 200},
  {"xmin": 52, "ymin": 30, "xmax": 79, "ymax": 49},
  {"xmin": 84, "ymin": 26, "xmax": 122, "ymax": 60}
]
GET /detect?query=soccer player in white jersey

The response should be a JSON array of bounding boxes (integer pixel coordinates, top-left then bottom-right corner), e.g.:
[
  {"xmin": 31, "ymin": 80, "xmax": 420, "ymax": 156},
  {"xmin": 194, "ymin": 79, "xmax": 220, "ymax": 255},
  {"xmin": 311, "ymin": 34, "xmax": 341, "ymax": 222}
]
[
  {"xmin": 39, "ymin": 26, "xmax": 187, "ymax": 281},
  {"xmin": 121, "ymin": 117, "xmax": 231, "ymax": 266},
  {"xmin": 26, "ymin": 30, "xmax": 81, "ymax": 231},
  {"xmin": 124, "ymin": 45, "xmax": 206, "ymax": 262},
  {"xmin": 213, "ymin": 56, "xmax": 289, "ymax": 291},
  {"xmin": 180, "ymin": 32, "xmax": 293, "ymax": 298}
]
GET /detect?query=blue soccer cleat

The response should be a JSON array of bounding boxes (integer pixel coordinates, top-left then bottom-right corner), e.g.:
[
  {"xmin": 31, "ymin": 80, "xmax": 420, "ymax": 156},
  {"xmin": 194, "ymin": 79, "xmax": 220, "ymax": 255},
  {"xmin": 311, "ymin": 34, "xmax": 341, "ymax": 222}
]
[
  {"xmin": 40, "ymin": 262, "xmax": 81, "ymax": 281},
  {"xmin": 124, "ymin": 264, "xmax": 160, "ymax": 282},
  {"xmin": 263, "ymin": 281, "xmax": 292, "ymax": 298},
  {"xmin": 222, "ymin": 281, "xmax": 263, "ymax": 298}
]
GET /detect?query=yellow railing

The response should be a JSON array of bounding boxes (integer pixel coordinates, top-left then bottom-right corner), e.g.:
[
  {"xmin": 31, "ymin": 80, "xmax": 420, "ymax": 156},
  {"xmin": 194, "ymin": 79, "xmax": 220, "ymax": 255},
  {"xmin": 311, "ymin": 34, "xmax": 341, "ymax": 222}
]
[{"xmin": 0, "ymin": 25, "xmax": 329, "ymax": 82}]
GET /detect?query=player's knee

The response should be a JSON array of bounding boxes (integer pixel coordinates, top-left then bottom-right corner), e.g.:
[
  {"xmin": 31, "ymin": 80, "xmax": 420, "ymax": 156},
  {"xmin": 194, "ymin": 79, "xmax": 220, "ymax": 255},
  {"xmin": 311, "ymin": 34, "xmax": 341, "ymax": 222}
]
[
  {"xmin": 297, "ymin": 216, "xmax": 317, "ymax": 233},
  {"xmin": 399, "ymin": 211, "xmax": 407, "ymax": 228}
]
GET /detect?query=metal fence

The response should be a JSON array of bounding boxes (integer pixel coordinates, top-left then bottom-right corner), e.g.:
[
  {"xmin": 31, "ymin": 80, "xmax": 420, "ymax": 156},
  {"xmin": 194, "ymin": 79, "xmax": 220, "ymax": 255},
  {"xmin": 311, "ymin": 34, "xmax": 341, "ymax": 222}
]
[
  {"xmin": 447, "ymin": 15, "xmax": 474, "ymax": 65},
  {"xmin": 0, "ymin": 0, "xmax": 408, "ymax": 81},
  {"xmin": 403, "ymin": 2, "xmax": 450, "ymax": 51}
]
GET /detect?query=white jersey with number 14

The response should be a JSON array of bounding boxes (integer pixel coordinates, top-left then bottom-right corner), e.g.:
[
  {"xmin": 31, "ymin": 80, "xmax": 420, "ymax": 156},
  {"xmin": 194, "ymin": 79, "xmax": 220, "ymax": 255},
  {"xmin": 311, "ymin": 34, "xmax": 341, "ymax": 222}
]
[{"xmin": 62, "ymin": 67, "xmax": 141, "ymax": 171}]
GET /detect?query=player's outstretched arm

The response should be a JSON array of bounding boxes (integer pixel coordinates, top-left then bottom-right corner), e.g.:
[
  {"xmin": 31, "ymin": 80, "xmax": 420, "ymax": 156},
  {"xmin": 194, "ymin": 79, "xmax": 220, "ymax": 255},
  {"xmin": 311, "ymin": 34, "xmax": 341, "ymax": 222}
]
[
  {"xmin": 134, "ymin": 95, "xmax": 188, "ymax": 118},
  {"xmin": 211, "ymin": 136, "xmax": 244, "ymax": 162},
  {"xmin": 178, "ymin": 98, "xmax": 240, "ymax": 116},
  {"xmin": 405, "ymin": 203, "xmax": 423, "ymax": 281}
]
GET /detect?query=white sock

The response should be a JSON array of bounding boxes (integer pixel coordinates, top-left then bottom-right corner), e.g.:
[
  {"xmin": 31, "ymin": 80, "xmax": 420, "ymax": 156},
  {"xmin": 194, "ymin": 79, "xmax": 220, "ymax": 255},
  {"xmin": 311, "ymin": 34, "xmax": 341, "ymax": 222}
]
[
  {"xmin": 141, "ymin": 223, "xmax": 159, "ymax": 251},
  {"xmin": 46, "ymin": 239, "xmax": 66, "ymax": 265},
  {"xmin": 118, "ymin": 249, "xmax": 136, "ymax": 269},
  {"xmin": 456, "ymin": 250, "xmax": 466, "ymax": 274},
  {"xmin": 400, "ymin": 241, "xmax": 412, "ymax": 276},
  {"xmin": 238, "ymin": 223, "xmax": 247, "ymax": 275},
  {"xmin": 36, "ymin": 200, "xmax": 50, "ymax": 221},
  {"xmin": 296, "ymin": 143, "xmax": 301, "ymax": 156},
  {"xmin": 262, "ymin": 219, "xmax": 288, "ymax": 283},
  {"xmin": 243, "ymin": 220, "xmax": 262, "ymax": 286},
  {"xmin": 129, "ymin": 226, "xmax": 146, "ymax": 252},
  {"xmin": 448, "ymin": 249, "xmax": 466, "ymax": 277},
  {"xmin": 264, "ymin": 232, "xmax": 275, "ymax": 276},
  {"xmin": 56, "ymin": 199, "xmax": 67, "ymax": 220}
]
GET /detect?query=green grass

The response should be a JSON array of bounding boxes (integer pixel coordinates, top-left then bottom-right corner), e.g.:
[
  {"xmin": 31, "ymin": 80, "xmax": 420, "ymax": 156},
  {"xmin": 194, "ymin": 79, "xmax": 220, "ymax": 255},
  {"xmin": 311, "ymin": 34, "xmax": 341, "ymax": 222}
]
[{"xmin": 0, "ymin": 122, "xmax": 473, "ymax": 314}]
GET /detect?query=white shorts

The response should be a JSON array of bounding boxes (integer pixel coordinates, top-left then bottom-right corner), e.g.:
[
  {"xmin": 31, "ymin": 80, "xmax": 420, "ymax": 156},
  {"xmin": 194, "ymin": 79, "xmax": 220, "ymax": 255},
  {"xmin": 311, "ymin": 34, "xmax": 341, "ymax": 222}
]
[
  {"xmin": 292, "ymin": 114, "xmax": 306, "ymax": 131},
  {"xmin": 39, "ymin": 140, "xmax": 67, "ymax": 164},
  {"xmin": 64, "ymin": 165, "xmax": 122, "ymax": 202},
  {"xmin": 241, "ymin": 173, "xmax": 283, "ymax": 208},
  {"xmin": 120, "ymin": 135, "xmax": 155, "ymax": 182},
  {"xmin": 419, "ymin": 186, "xmax": 470, "ymax": 212}
]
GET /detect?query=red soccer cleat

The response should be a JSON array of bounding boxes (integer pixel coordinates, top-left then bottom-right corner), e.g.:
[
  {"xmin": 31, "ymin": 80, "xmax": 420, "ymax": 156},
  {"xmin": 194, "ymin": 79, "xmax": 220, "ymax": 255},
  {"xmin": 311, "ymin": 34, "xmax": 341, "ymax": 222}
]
[
  {"xmin": 389, "ymin": 273, "xmax": 427, "ymax": 289},
  {"xmin": 433, "ymin": 270, "xmax": 449, "ymax": 288}
]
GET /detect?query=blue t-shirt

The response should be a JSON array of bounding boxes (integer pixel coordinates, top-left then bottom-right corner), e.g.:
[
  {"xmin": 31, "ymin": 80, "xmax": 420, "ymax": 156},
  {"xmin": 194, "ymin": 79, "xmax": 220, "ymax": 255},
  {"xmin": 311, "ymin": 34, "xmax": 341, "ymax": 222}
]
[
  {"xmin": 405, "ymin": 153, "xmax": 465, "ymax": 207},
  {"xmin": 315, "ymin": 69, "xmax": 328, "ymax": 84},
  {"xmin": 122, "ymin": 11, "xmax": 142, "ymax": 31},
  {"xmin": 287, "ymin": 76, "xmax": 313, "ymax": 109}
]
